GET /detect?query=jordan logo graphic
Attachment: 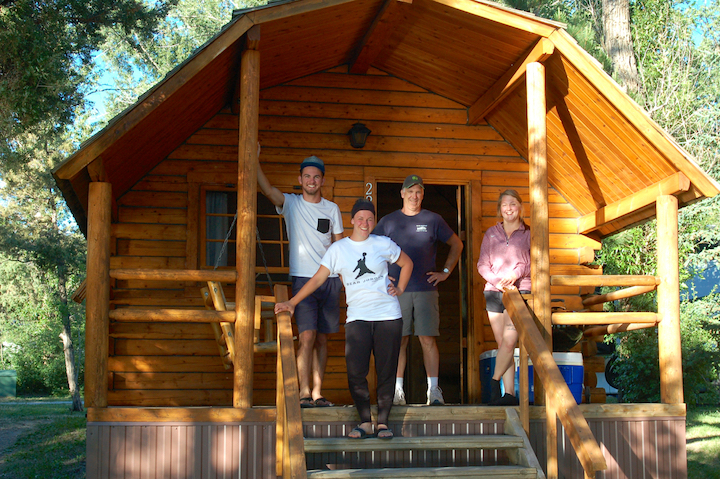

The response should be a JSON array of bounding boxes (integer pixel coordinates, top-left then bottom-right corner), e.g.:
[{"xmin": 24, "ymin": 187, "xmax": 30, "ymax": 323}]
[{"xmin": 353, "ymin": 252, "xmax": 375, "ymax": 279}]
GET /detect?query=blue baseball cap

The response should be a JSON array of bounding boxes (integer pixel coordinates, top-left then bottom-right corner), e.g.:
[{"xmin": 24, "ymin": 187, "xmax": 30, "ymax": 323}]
[{"xmin": 300, "ymin": 155, "xmax": 325, "ymax": 174}]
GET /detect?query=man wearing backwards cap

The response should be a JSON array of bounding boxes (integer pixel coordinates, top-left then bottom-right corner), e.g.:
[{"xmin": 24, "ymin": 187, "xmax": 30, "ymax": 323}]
[
  {"xmin": 257, "ymin": 151, "xmax": 344, "ymax": 408},
  {"xmin": 373, "ymin": 174, "xmax": 464, "ymax": 406}
]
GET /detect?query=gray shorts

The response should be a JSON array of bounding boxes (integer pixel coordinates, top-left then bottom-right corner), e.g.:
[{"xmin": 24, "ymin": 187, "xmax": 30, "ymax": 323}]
[
  {"xmin": 484, "ymin": 290, "xmax": 531, "ymax": 313},
  {"xmin": 398, "ymin": 291, "xmax": 440, "ymax": 337}
]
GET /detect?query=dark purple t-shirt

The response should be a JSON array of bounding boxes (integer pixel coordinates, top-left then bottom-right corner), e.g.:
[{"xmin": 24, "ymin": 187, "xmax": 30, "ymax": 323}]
[{"xmin": 373, "ymin": 209, "xmax": 454, "ymax": 292}]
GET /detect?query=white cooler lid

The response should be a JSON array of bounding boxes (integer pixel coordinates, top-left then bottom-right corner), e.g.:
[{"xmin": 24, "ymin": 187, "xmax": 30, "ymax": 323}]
[{"xmin": 513, "ymin": 349, "xmax": 583, "ymax": 366}]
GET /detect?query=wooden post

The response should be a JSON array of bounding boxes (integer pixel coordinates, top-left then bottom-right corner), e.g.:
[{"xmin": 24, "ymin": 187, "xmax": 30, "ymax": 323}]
[
  {"xmin": 657, "ymin": 195, "xmax": 683, "ymax": 404},
  {"xmin": 519, "ymin": 342, "xmax": 530, "ymax": 434},
  {"xmin": 235, "ymin": 27, "xmax": 261, "ymax": 408},
  {"xmin": 85, "ymin": 182, "xmax": 112, "ymax": 408},
  {"xmin": 527, "ymin": 61, "xmax": 555, "ymax": 476}
]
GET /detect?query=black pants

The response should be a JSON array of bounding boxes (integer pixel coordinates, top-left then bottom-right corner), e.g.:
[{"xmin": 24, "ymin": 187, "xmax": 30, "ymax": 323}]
[{"xmin": 345, "ymin": 319, "xmax": 403, "ymax": 426}]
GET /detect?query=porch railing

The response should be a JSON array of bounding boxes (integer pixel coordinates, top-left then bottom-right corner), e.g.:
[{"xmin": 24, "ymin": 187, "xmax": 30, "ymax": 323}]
[
  {"xmin": 504, "ymin": 288, "xmax": 607, "ymax": 479},
  {"xmin": 273, "ymin": 284, "xmax": 307, "ymax": 478},
  {"xmin": 85, "ymin": 267, "xmax": 241, "ymax": 408}
]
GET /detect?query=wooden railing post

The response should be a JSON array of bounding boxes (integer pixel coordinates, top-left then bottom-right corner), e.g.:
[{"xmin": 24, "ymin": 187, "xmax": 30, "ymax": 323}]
[
  {"xmin": 505, "ymin": 290, "xmax": 607, "ymax": 477},
  {"xmin": 657, "ymin": 195, "xmax": 683, "ymax": 404},
  {"xmin": 274, "ymin": 285, "xmax": 306, "ymax": 478},
  {"xmin": 234, "ymin": 26, "xmax": 261, "ymax": 408},
  {"xmin": 85, "ymin": 182, "xmax": 112, "ymax": 408},
  {"xmin": 527, "ymin": 60, "xmax": 554, "ymax": 476}
]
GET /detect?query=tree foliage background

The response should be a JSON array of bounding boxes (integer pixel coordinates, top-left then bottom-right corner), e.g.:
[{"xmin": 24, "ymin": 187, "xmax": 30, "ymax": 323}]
[
  {"xmin": 1, "ymin": 0, "xmax": 718, "ymax": 404},
  {"xmin": 0, "ymin": 0, "xmax": 177, "ymax": 404}
]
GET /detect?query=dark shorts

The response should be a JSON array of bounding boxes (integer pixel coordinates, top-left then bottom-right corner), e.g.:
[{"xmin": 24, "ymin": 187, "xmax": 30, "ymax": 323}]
[
  {"xmin": 292, "ymin": 276, "xmax": 342, "ymax": 334},
  {"xmin": 484, "ymin": 290, "xmax": 531, "ymax": 313}
]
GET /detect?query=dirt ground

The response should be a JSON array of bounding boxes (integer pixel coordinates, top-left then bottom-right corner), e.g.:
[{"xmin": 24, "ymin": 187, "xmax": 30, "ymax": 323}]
[{"xmin": 0, "ymin": 419, "xmax": 48, "ymax": 465}]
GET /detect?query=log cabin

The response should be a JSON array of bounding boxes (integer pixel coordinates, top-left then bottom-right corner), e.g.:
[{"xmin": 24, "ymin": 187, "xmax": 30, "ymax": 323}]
[{"xmin": 53, "ymin": 0, "xmax": 720, "ymax": 477}]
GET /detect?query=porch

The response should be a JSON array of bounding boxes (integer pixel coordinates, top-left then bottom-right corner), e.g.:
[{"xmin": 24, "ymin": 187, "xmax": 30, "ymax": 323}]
[{"xmin": 86, "ymin": 404, "xmax": 687, "ymax": 478}]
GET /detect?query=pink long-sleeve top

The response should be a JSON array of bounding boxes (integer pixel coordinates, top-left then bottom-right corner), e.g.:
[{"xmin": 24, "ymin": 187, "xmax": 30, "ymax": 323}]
[{"xmin": 477, "ymin": 221, "xmax": 531, "ymax": 292}]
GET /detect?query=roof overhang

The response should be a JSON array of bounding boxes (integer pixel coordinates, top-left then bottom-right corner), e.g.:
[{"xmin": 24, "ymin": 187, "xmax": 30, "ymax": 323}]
[{"xmin": 54, "ymin": 0, "xmax": 719, "ymax": 237}]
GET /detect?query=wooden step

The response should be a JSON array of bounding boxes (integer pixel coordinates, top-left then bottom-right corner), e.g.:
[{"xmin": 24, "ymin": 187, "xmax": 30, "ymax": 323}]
[
  {"xmin": 304, "ymin": 434, "xmax": 524, "ymax": 453},
  {"xmin": 306, "ymin": 465, "xmax": 538, "ymax": 478}
]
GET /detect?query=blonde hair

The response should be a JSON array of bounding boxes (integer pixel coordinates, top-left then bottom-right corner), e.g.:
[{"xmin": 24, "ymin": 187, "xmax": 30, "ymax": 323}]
[{"xmin": 496, "ymin": 189, "xmax": 523, "ymax": 219}]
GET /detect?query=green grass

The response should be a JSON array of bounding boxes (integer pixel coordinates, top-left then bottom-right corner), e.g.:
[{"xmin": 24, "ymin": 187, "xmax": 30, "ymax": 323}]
[
  {"xmin": 0, "ymin": 400, "xmax": 86, "ymax": 479},
  {"xmin": 687, "ymin": 406, "xmax": 720, "ymax": 479}
]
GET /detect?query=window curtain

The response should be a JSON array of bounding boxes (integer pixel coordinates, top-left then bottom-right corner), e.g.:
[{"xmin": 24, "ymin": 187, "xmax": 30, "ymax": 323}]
[{"xmin": 206, "ymin": 191, "xmax": 230, "ymax": 267}]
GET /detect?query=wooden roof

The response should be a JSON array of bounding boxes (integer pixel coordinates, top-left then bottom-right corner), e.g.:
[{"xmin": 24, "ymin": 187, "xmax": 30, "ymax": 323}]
[{"xmin": 54, "ymin": 0, "xmax": 719, "ymax": 237}]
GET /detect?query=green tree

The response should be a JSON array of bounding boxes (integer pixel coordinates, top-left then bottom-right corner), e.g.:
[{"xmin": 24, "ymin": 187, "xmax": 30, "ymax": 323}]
[
  {"xmin": 0, "ymin": 123, "xmax": 87, "ymax": 409},
  {"xmin": 95, "ymin": 0, "xmax": 267, "ymax": 120},
  {"xmin": 0, "ymin": 255, "xmax": 85, "ymax": 398},
  {"xmin": 0, "ymin": 0, "xmax": 175, "ymax": 145}
]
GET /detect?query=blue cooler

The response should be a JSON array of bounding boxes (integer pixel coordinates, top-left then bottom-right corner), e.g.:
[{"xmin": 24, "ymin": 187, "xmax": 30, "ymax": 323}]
[
  {"xmin": 480, "ymin": 349, "xmax": 513, "ymax": 402},
  {"xmin": 514, "ymin": 350, "xmax": 584, "ymax": 404},
  {"xmin": 480, "ymin": 349, "xmax": 500, "ymax": 404}
]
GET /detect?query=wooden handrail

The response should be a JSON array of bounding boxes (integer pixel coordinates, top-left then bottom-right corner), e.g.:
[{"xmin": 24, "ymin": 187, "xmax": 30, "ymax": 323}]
[
  {"xmin": 504, "ymin": 289, "xmax": 607, "ymax": 477},
  {"xmin": 582, "ymin": 284, "xmax": 656, "ymax": 307},
  {"xmin": 551, "ymin": 275, "xmax": 660, "ymax": 287},
  {"xmin": 552, "ymin": 311, "xmax": 658, "ymax": 325},
  {"xmin": 109, "ymin": 268, "xmax": 238, "ymax": 282},
  {"xmin": 108, "ymin": 308, "xmax": 235, "ymax": 322},
  {"xmin": 274, "ymin": 284, "xmax": 307, "ymax": 479},
  {"xmin": 584, "ymin": 321, "xmax": 660, "ymax": 338}
]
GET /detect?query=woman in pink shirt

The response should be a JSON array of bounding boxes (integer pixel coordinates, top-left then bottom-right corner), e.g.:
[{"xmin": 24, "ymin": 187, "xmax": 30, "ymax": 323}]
[{"xmin": 477, "ymin": 189, "xmax": 531, "ymax": 405}]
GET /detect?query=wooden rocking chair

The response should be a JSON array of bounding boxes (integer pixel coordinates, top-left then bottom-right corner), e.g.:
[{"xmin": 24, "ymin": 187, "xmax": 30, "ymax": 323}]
[{"xmin": 201, "ymin": 281, "xmax": 278, "ymax": 370}]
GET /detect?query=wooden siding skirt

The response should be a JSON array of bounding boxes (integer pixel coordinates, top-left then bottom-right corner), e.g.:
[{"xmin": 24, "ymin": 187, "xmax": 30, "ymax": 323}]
[{"xmin": 86, "ymin": 409, "xmax": 687, "ymax": 479}]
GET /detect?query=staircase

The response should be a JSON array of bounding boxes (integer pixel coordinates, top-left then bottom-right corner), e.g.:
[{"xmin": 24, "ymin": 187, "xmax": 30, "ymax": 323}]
[{"xmin": 303, "ymin": 408, "xmax": 545, "ymax": 478}]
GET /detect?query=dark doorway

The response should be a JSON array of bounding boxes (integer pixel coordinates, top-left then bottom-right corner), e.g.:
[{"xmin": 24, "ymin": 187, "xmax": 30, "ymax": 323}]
[{"xmin": 376, "ymin": 182, "xmax": 466, "ymax": 404}]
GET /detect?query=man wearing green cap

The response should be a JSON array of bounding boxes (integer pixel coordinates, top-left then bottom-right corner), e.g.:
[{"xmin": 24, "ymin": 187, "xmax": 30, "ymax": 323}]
[
  {"xmin": 373, "ymin": 174, "xmax": 463, "ymax": 406},
  {"xmin": 257, "ymin": 152, "xmax": 344, "ymax": 408}
]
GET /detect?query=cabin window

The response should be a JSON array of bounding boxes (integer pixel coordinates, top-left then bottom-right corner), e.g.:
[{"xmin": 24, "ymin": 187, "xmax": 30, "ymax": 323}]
[{"xmin": 201, "ymin": 187, "xmax": 289, "ymax": 274}]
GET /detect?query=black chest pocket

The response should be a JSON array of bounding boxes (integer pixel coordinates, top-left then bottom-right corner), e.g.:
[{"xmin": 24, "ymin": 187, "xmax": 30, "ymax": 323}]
[{"xmin": 317, "ymin": 218, "xmax": 330, "ymax": 234}]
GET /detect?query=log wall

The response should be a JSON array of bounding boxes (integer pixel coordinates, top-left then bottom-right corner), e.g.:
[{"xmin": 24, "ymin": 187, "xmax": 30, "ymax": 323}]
[{"xmin": 108, "ymin": 65, "xmax": 599, "ymax": 407}]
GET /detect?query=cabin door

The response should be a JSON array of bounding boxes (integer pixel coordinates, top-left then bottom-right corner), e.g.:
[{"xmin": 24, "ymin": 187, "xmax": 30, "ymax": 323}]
[{"xmin": 375, "ymin": 182, "xmax": 467, "ymax": 405}]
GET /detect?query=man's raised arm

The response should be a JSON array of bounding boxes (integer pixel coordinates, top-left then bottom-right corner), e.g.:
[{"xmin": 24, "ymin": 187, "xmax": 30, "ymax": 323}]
[{"xmin": 256, "ymin": 148, "xmax": 285, "ymax": 207}]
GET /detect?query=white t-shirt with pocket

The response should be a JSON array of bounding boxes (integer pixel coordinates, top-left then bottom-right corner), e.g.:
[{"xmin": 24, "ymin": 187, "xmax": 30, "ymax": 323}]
[{"xmin": 278, "ymin": 193, "xmax": 344, "ymax": 278}]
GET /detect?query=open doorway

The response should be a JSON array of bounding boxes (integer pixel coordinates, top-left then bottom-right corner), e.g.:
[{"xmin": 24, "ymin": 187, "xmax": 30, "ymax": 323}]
[{"xmin": 375, "ymin": 182, "xmax": 467, "ymax": 404}]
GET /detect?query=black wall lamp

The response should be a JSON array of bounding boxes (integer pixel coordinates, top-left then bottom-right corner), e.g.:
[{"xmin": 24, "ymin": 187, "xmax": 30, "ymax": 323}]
[{"xmin": 348, "ymin": 122, "xmax": 371, "ymax": 148}]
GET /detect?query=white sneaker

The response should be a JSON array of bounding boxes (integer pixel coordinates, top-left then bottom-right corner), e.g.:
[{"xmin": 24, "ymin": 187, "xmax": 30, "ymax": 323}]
[
  {"xmin": 393, "ymin": 387, "xmax": 406, "ymax": 405},
  {"xmin": 427, "ymin": 386, "xmax": 445, "ymax": 406}
]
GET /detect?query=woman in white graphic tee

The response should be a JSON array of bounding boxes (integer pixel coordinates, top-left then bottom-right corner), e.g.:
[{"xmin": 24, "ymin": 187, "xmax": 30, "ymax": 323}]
[{"xmin": 275, "ymin": 199, "xmax": 413, "ymax": 439}]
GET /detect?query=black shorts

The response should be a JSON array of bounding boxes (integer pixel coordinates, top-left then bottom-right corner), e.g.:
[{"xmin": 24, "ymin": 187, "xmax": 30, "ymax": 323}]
[{"xmin": 484, "ymin": 290, "xmax": 530, "ymax": 313}]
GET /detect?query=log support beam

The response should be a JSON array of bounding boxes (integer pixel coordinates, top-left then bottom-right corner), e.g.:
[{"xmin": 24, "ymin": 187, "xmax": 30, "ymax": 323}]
[
  {"xmin": 87, "ymin": 158, "xmax": 118, "ymax": 221},
  {"xmin": 527, "ymin": 60, "xmax": 554, "ymax": 476},
  {"xmin": 231, "ymin": 26, "xmax": 261, "ymax": 115},
  {"xmin": 349, "ymin": 0, "xmax": 412, "ymax": 74},
  {"xmin": 469, "ymin": 39, "xmax": 554, "ymax": 124},
  {"xmin": 235, "ymin": 27, "xmax": 261, "ymax": 408},
  {"xmin": 657, "ymin": 195, "xmax": 683, "ymax": 404},
  {"xmin": 578, "ymin": 172, "xmax": 690, "ymax": 234},
  {"xmin": 85, "ymin": 182, "xmax": 112, "ymax": 408}
]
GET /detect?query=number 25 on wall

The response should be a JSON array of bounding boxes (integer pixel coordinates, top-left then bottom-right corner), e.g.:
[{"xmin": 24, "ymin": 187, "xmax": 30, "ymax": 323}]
[{"xmin": 365, "ymin": 182, "xmax": 373, "ymax": 202}]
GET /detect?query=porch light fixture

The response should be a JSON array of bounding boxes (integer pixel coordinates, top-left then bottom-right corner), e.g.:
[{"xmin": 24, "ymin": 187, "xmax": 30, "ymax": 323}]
[{"xmin": 348, "ymin": 122, "xmax": 371, "ymax": 148}]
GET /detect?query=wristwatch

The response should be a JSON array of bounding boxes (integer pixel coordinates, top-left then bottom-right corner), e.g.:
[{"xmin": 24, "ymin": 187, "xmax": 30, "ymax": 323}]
[{"xmin": 442, "ymin": 267, "xmax": 450, "ymax": 274}]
